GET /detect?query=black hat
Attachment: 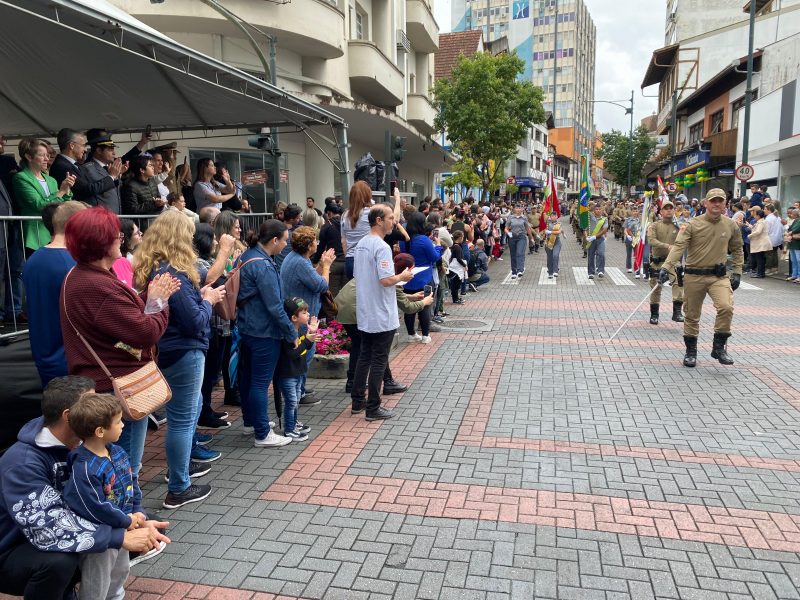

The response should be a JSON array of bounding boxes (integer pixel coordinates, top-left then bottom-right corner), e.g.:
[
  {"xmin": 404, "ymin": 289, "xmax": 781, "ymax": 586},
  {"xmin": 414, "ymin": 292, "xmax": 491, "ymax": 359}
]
[
  {"xmin": 284, "ymin": 297, "xmax": 308, "ymax": 318},
  {"xmin": 86, "ymin": 128, "xmax": 115, "ymax": 148}
]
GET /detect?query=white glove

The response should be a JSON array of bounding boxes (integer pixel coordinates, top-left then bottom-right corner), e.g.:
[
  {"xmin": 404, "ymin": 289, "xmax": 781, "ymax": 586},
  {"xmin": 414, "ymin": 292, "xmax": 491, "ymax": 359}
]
[
  {"xmin": 626, "ymin": 235, "xmax": 632, "ymax": 242},
  {"xmin": 587, "ymin": 236, "xmax": 596, "ymax": 242}
]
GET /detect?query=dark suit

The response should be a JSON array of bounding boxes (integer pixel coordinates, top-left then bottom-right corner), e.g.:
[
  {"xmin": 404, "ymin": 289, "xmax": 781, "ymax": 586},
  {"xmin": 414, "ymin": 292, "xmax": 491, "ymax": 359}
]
[
  {"xmin": 0, "ymin": 179, "xmax": 15, "ymax": 320},
  {"xmin": 52, "ymin": 154, "xmax": 119, "ymax": 207},
  {"xmin": 79, "ymin": 160, "xmax": 121, "ymax": 214}
]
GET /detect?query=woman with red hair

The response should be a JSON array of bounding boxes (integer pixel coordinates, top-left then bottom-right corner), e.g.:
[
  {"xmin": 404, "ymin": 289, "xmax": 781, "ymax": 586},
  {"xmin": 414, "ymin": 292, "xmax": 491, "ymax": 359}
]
[{"xmin": 60, "ymin": 207, "xmax": 180, "ymax": 477}]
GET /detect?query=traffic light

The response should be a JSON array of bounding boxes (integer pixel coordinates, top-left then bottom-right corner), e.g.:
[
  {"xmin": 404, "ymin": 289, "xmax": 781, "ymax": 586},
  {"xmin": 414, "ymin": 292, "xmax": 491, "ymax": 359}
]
[
  {"xmin": 247, "ymin": 133, "xmax": 281, "ymax": 156},
  {"xmin": 391, "ymin": 135, "xmax": 406, "ymax": 162}
]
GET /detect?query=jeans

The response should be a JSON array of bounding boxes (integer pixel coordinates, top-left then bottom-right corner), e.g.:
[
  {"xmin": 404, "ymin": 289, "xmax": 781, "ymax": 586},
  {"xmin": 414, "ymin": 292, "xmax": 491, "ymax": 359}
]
[
  {"xmin": 508, "ymin": 235, "xmax": 526, "ymax": 275},
  {"xmin": 351, "ymin": 329, "xmax": 395, "ymax": 412},
  {"xmin": 162, "ymin": 349, "xmax": 205, "ymax": 494},
  {"xmin": 403, "ymin": 287, "xmax": 431, "ymax": 336},
  {"xmin": 239, "ymin": 334, "xmax": 280, "ymax": 440},
  {"xmin": 116, "ymin": 415, "xmax": 148, "ymax": 476},
  {"xmin": 278, "ymin": 376, "xmax": 302, "ymax": 434},
  {"xmin": 78, "ymin": 548, "xmax": 128, "ymax": 600},
  {"xmin": 587, "ymin": 238, "xmax": 606, "ymax": 275},
  {"xmin": 545, "ymin": 239, "xmax": 562, "ymax": 275},
  {"xmin": 469, "ymin": 272, "xmax": 490, "ymax": 287},
  {"xmin": 344, "ymin": 256, "xmax": 355, "ymax": 280},
  {"xmin": 790, "ymin": 249, "xmax": 800, "ymax": 278},
  {"xmin": 0, "ymin": 540, "xmax": 79, "ymax": 600},
  {"xmin": 344, "ymin": 324, "xmax": 394, "ymax": 384}
]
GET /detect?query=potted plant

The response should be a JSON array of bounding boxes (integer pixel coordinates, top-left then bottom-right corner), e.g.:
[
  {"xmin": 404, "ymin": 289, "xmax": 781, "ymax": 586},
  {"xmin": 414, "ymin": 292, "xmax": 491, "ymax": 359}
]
[{"xmin": 308, "ymin": 320, "xmax": 351, "ymax": 379}]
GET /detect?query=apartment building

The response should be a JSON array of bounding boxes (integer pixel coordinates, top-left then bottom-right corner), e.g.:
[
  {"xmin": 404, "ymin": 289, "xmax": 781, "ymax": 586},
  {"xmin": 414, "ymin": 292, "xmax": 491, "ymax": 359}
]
[
  {"xmin": 108, "ymin": 0, "xmax": 447, "ymax": 210},
  {"xmin": 664, "ymin": 0, "xmax": 751, "ymax": 46}
]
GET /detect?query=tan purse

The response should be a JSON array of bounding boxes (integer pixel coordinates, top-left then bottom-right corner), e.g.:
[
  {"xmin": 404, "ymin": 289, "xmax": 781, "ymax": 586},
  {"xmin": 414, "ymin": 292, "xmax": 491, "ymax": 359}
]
[{"xmin": 62, "ymin": 270, "xmax": 171, "ymax": 421}]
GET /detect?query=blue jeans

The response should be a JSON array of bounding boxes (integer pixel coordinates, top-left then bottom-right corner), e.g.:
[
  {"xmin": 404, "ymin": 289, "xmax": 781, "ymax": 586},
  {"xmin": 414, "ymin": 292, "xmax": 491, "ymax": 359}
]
[
  {"xmin": 545, "ymin": 239, "xmax": 561, "ymax": 275},
  {"xmin": 508, "ymin": 236, "xmax": 526, "ymax": 275},
  {"xmin": 791, "ymin": 249, "xmax": 800, "ymax": 279},
  {"xmin": 587, "ymin": 238, "xmax": 606, "ymax": 275},
  {"xmin": 116, "ymin": 416, "xmax": 148, "ymax": 476},
  {"xmin": 239, "ymin": 334, "xmax": 280, "ymax": 440},
  {"xmin": 161, "ymin": 349, "xmax": 205, "ymax": 493},
  {"xmin": 345, "ymin": 256, "xmax": 355, "ymax": 280},
  {"xmin": 469, "ymin": 272, "xmax": 490, "ymax": 287},
  {"xmin": 278, "ymin": 376, "xmax": 303, "ymax": 434}
]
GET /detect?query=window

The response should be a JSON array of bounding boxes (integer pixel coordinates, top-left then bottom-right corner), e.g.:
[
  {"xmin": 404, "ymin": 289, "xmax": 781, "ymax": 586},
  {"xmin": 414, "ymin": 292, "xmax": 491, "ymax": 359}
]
[
  {"xmin": 354, "ymin": 4, "xmax": 367, "ymax": 40},
  {"xmin": 730, "ymin": 90, "xmax": 758, "ymax": 128},
  {"xmin": 709, "ymin": 109, "xmax": 724, "ymax": 135},
  {"xmin": 689, "ymin": 121, "xmax": 704, "ymax": 145}
]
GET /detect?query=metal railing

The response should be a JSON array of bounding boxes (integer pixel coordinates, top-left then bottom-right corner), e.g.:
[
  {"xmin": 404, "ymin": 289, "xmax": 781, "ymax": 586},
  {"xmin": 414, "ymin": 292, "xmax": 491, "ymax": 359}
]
[{"xmin": 0, "ymin": 212, "xmax": 273, "ymax": 341}]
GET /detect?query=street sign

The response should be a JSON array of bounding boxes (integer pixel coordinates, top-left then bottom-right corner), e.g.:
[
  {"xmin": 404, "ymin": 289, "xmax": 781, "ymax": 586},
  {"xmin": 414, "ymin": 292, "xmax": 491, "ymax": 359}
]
[
  {"xmin": 506, "ymin": 176, "xmax": 516, "ymax": 185},
  {"xmin": 651, "ymin": 134, "xmax": 668, "ymax": 148},
  {"xmin": 735, "ymin": 163, "xmax": 755, "ymax": 182},
  {"xmin": 666, "ymin": 181, "xmax": 678, "ymax": 193}
]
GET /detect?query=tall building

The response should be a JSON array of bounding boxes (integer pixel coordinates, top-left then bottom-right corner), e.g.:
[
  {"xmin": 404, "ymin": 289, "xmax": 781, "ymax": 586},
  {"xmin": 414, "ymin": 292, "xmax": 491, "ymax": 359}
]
[{"xmin": 452, "ymin": 0, "xmax": 596, "ymax": 193}]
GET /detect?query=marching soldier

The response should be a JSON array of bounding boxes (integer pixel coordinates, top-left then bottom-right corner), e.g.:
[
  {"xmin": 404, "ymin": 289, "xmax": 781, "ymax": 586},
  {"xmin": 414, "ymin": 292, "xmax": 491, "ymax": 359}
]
[
  {"xmin": 612, "ymin": 202, "xmax": 625, "ymax": 240},
  {"xmin": 647, "ymin": 198, "xmax": 684, "ymax": 325},
  {"xmin": 659, "ymin": 188, "xmax": 744, "ymax": 367}
]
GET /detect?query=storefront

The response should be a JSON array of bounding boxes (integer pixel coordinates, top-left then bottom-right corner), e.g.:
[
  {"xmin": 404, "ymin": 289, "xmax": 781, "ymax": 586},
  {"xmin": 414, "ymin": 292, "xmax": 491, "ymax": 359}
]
[{"xmin": 668, "ymin": 148, "xmax": 712, "ymax": 199}]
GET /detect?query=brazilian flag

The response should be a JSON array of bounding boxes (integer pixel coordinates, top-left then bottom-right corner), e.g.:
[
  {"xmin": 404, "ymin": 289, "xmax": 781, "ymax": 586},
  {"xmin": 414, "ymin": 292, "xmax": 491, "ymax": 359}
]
[{"xmin": 579, "ymin": 155, "xmax": 591, "ymax": 231}]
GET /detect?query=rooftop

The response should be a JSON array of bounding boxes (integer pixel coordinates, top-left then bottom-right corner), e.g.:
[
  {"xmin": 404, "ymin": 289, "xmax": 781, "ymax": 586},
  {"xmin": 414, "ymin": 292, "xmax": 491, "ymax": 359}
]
[{"xmin": 434, "ymin": 30, "xmax": 483, "ymax": 81}]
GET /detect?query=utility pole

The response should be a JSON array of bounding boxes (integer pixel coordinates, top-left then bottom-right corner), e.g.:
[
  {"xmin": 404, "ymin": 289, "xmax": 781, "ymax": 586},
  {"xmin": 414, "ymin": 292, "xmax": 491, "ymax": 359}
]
[
  {"xmin": 269, "ymin": 38, "xmax": 280, "ymax": 206},
  {"xmin": 552, "ymin": 0, "xmax": 558, "ymax": 114},
  {"xmin": 740, "ymin": 0, "xmax": 757, "ymax": 197},
  {"xmin": 627, "ymin": 89, "xmax": 634, "ymax": 195}
]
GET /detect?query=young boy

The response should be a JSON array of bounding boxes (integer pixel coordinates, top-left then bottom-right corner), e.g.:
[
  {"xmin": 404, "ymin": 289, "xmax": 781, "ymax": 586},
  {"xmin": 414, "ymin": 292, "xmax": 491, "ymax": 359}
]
[
  {"xmin": 63, "ymin": 393, "xmax": 150, "ymax": 600},
  {"xmin": 277, "ymin": 298, "xmax": 319, "ymax": 441}
]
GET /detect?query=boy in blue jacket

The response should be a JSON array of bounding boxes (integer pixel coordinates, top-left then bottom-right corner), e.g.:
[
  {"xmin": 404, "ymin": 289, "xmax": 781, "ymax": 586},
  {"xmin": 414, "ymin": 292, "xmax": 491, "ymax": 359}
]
[{"xmin": 63, "ymin": 393, "xmax": 151, "ymax": 600}]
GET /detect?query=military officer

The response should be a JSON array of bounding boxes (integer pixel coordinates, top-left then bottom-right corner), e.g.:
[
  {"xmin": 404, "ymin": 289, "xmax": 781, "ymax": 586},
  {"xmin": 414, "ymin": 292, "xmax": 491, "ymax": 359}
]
[
  {"xmin": 647, "ymin": 198, "xmax": 684, "ymax": 324},
  {"xmin": 659, "ymin": 188, "xmax": 744, "ymax": 367}
]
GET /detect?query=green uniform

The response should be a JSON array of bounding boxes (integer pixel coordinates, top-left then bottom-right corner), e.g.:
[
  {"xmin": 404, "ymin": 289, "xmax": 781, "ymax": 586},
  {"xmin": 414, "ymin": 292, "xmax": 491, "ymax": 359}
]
[
  {"xmin": 663, "ymin": 213, "xmax": 744, "ymax": 338},
  {"xmin": 648, "ymin": 218, "xmax": 684, "ymax": 305}
]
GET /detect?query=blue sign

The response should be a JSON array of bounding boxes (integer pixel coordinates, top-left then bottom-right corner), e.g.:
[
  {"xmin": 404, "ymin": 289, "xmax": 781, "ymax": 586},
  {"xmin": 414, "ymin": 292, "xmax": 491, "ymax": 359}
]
[
  {"xmin": 717, "ymin": 168, "xmax": 735, "ymax": 176},
  {"xmin": 513, "ymin": 1, "xmax": 529, "ymax": 19},
  {"xmin": 515, "ymin": 177, "xmax": 543, "ymax": 188},
  {"xmin": 670, "ymin": 149, "xmax": 710, "ymax": 177}
]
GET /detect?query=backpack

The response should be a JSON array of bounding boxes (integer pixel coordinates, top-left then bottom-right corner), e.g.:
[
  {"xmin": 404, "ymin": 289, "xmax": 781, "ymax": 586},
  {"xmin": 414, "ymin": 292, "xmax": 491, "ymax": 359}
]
[
  {"xmin": 467, "ymin": 251, "xmax": 481, "ymax": 277},
  {"xmin": 214, "ymin": 257, "xmax": 264, "ymax": 320}
]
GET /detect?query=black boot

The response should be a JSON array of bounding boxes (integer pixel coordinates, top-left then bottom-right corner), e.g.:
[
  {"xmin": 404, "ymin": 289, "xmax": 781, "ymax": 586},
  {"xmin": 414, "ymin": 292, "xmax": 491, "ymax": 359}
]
[
  {"xmin": 711, "ymin": 332, "xmax": 734, "ymax": 365},
  {"xmin": 672, "ymin": 301, "xmax": 684, "ymax": 323},
  {"xmin": 683, "ymin": 336, "xmax": 697, "ymax": 367},
  {"xmin": 643, "ymin": 263, "xmax": 650, "ymax": 280},
  {"xmin": 383, "ymin": 379, "xmax": 408, "ymax": 395},
  {"xmin": 345, "ymin": 380, "xmax": 353, "ymax": 394},
  {"xmin": 223, "ymin": 388, "xmax": 241, "ymax": 406},
  {"xmin": 649, "ymin": 304, "xmax": 659, "ymax": 325}
]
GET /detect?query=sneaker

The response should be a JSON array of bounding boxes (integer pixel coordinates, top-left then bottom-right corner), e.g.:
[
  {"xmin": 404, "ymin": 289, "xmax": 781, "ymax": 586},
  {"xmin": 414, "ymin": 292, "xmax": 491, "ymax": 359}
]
[
  {"xmin": 510, "ymin": 274, "xmax": 518, "ymax": 280},
  {"xmin": 407, "ymin": 333, "xmax": 423, "ymax": 342},
  {"xmin": 432, "ymin": 316, "xmax": 444, "ymax": 324},
  {"xmin": 588, "ymin": 274, "xmax": 594, "ymax": 279},
  {"xmin": 441, "ymin": 311, "xmax": 450, "ymax": 317},
  {"xmin": 468, "ymin": 283, "xmax": 478, "ymax": 292},
  {"xmin": 420, "ymin": 335, "xmax": 432, "ymax": 344},
  {"xmin": 197, "ymin": 416, "xmax": 231, "ymax": 429},
  {"xmin": 299, "ymin": 394, "xmax": 321, "ymax": 406},
  {"xmin": 351, "ymin": 402, "xmax": 365, "ymax": 414},
  {"xmin": 162, "ymin": 484, "xmax": 212, "ymax": 509},
  {"xmin": 548, "ymin": 275, "xmax": 553, "ymax": 279},
  {"xmin": 129, "ymin": 540, "xmax": 168, "ymax": 567},
  {"xmin": 635, "ymin": 273, "xmax": 641, "ymax": 279},
  {"xmin": 212, "ymin": 410, "xmax": 229, "ymax": 420},
  {"xmin": 554, "ymin": 272, "xmax": 559, "ymax": 277},
  {"xmin": 365, "ymin": 407, "xmax": 395, "ymax": 421},
  {"xmin": 254, "ymin": 430, "xmax": 292, "ymax": 447},
  {"xmin": 195, "ymin": 432, "xmax": 213, "ymax": 446},
  {"xmin": 295, "ymin": 422, "xmax": 311, "ymax": 434},
  {"xmin": 627, "ymin": 268, "xmax": 633, "ymax": 273},
  {"xmin": 191, "ymin": 445, "xmax": 222, "ymax": 463},
  {"xmin": 497, "ymin": 257, "xmax": 503, "ymax": 260},
  {"xmin": 147, "ymin": 414, "xmax": 160, "ymax": 431},
  {"xmin": 453, "ymin": 299, "xmax": 465, "ymax": 305},
  {"xmin": 242, "ymin": 422, "xmax": 275, "ymax": 435},
  {"xmin": 285, "ymin": 430, "xmax": 309, "ymax": 441},
  {"xmin": 163, "ymin": 461, "xmax": 211, "ymax": 483},
  {"xmin": 519, "ymin": 269, "xmax": 525, "ymax": 276},
  {"xmin": 151, "ymin": 411, "xmax": 167, "ymax": 425},
  {"xmin": 598, "ymin": 272, "xmax": 605, "ymax": 279}
]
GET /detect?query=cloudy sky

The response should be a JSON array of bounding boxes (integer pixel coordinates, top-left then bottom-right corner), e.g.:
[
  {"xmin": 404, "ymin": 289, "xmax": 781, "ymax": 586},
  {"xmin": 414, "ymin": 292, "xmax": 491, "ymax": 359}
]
[{"xmin": 433, "ymin": 0, "xmax": 664, "ymax": 133}]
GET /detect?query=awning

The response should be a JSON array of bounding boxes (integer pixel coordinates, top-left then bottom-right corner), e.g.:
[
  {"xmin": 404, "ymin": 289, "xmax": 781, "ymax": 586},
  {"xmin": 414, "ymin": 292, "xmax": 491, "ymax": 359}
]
[
  {"xmin": 641, "ymin": 44, "xmax": 679, "ymax": 89},
  {"xmin": 0, "ymin": 0, "xmax": 345, "ymax": 138}
]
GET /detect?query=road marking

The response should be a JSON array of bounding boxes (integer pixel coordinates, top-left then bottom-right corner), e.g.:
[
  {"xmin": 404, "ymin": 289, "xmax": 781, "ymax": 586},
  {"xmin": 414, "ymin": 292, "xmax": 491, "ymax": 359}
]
[
  {"xmin": 501, "ymin": 271, "xmax": 519, "ymax": 285},
  {"xmin": 573, "ymin": 267, "xmax": 595, "ymax": 285},
  {"xmin": 538, "ymin": 267, "xmax": 555, "ymax": 285},
  {"xmin": 738, "ymin": 281, "xmax": 762, "ymax": 291},
  {"xmin": 605, "ymin": 267, "xmax": 635, "ymax": 286}
]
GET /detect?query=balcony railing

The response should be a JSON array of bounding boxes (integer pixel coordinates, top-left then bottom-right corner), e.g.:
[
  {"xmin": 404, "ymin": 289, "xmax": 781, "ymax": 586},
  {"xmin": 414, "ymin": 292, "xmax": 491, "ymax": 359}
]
[{"xmin": 706, "ymin": 128, "xmax": 738, "ymax": 159}]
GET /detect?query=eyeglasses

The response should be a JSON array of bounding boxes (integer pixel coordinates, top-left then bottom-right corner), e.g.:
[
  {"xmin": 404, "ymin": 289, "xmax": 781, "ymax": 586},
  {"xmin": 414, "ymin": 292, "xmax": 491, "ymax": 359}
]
[{"xmin": 118, "ymin": 233, "xmax": 125, "ymax": 241}]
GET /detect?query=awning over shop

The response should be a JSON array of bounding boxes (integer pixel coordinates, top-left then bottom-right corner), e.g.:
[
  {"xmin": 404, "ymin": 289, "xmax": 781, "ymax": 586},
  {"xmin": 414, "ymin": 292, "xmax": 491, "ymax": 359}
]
[
  {"xmin": 641, "ymin": 44, "xmax": 679, "ymax": 89},
  {"xmin": 0, "ymin": 0, "xmax": 345, "ymax": 138}
]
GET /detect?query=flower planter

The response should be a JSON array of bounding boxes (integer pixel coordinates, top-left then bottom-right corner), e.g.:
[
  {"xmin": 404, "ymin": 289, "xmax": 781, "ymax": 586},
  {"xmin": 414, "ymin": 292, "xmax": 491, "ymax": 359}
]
[{"xmin": 309, "ymin": 353, "xmax": 349, "ymax": 379}]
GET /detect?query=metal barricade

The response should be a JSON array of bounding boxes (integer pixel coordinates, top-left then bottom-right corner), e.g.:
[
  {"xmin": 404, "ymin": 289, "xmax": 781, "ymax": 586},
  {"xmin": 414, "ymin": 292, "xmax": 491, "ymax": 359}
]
[{"xmin": 0, "ymin": 211, "xmax": 272, "ymax": 341}]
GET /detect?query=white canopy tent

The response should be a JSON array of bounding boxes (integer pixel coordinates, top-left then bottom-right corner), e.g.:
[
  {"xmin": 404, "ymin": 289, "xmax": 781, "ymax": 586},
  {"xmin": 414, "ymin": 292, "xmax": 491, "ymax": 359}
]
[{"xmin": 0, "ymin": 0, "xmax": 350, "ymax": 189}]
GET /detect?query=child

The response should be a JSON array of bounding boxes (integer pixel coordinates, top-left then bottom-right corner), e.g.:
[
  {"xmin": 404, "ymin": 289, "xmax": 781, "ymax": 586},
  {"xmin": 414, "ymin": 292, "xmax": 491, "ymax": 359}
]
[
  {"xmin": 63, "ymin": 393, "xmax": 150, "ymax": 600},
  {"xmin": 277, "ymin": 298, "xmax": 319, "ymax": 441}
]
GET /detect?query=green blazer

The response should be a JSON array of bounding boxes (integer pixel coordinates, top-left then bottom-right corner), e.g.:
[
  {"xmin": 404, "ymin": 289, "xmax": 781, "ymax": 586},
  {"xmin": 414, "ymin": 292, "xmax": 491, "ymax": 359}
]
[{"xmin": 12, "ymin": 168, "xmax": 71, "ymax": 250}]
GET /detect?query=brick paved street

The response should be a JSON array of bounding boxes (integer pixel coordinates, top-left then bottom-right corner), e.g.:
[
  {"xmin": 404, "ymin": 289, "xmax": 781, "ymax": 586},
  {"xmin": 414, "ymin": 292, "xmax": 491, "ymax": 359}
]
[{"xmin": 126, "ymin": 223, "xmax": 800, "ymax": 599}]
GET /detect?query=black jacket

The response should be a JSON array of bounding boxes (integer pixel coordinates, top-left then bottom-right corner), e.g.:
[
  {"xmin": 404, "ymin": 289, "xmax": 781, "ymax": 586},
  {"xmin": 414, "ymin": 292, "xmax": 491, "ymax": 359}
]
[
  {"xmin": 51, "ymin": 154, "xmax": 117, "ymax": 202},
  {"xmin": 276, "ymin": 335, "xmax": 314, "ymax": 379},
  {"xmin": 121, "ymin": 177, "xmax": 162, "ymax": 215},
  {"xmin": 78, "ymin": 160, "xmax": 121, "ymax": 213}
]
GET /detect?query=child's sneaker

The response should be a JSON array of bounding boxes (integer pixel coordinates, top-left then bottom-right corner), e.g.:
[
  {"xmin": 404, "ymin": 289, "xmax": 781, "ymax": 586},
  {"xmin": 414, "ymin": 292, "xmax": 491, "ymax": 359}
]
[
  {"xmin": 295, "ymin": 422, "xmax": 311, "ymax": 434},
  {"xmin": 285, "ymin": 430, "xmax": 309, "ymax": 441}
]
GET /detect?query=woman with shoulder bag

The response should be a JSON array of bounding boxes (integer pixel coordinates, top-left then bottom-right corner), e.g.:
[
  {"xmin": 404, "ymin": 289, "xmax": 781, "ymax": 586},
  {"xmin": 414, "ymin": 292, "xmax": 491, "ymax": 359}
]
[{"xmin": 61, "ymin": 207, "xmax": 179, "ymax": 479}]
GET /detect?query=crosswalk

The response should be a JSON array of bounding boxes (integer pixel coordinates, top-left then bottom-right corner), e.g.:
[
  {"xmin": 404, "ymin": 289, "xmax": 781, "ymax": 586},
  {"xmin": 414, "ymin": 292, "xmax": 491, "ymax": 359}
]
[{"xmin": 496, "ymin": 267, "xmax": 764, "ymax": 290}]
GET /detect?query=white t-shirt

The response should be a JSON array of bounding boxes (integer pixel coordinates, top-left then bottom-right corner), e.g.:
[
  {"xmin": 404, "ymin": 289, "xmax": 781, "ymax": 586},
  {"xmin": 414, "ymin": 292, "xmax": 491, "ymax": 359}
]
[{"xmin": 354, "ymin": 233, "xmax": 398, "ymax": 333}]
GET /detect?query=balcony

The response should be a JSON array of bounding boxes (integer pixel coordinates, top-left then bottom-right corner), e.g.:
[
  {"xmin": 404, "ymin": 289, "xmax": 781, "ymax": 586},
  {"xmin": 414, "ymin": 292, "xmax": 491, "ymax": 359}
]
[
  {"xmin": 348, "ymin": 40, "xmax": 404, "ymax": 108},
  {"xmin": 406, "ymin": 0, "xmax": 439, "ymax": 54},
  {"xmin": 706, "ymin": 128, "xmax": 738, "ymax": 159},
  {"xmin": 407, "ymin": 94, "xmax": 437, "ymax": 135}
]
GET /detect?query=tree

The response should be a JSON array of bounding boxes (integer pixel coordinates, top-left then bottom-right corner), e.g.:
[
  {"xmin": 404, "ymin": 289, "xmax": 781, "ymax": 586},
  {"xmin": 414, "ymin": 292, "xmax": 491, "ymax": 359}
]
[
  {"xmin": 442, "ymin": 152, "xmax": 481, "ymax": 195},
  {"xmin": 433, "ymin": 51, "xmax": 545, "ymax": 201},
  {"xmin": 596, "ymin": 126, "xmax": 656, "ymax": 188}
]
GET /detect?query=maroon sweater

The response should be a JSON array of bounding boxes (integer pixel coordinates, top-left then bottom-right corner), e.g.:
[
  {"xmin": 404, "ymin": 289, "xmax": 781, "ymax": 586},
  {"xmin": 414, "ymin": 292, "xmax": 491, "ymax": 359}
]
[{"xmin": 60, "ymin": 263, "xmax": 169, "ymax": 392}]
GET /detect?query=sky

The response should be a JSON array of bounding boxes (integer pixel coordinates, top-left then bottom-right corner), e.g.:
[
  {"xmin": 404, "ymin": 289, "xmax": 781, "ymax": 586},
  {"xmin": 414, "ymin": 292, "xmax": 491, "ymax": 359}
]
[{"xmin": 433, "ymin": 0, "xmax": 664, "ymax": 134}]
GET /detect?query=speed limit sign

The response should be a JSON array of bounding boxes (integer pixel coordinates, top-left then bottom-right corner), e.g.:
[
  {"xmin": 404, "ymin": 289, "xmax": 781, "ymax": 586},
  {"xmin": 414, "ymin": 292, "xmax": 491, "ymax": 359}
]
[
  {"xmin": 666, "ymin": 181, "xmax": 678, "ymax": 193},
  {"xmin": 735, "ymin": 163, "xmax": 755, "ymax": 182}
]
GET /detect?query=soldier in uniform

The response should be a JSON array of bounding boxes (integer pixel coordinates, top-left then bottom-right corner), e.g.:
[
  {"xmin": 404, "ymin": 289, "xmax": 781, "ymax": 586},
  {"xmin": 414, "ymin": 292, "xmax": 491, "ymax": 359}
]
[
  {"xmin": 647, "ymin": 198, "xmax": 684, "ymax": 324},
  {"xmin": 659, "ymin": 188, "xmax": 744, "ymax": 367},
  {"xmin": 612, "ymin": 202, "xmax": 625, "ymax": 241}
]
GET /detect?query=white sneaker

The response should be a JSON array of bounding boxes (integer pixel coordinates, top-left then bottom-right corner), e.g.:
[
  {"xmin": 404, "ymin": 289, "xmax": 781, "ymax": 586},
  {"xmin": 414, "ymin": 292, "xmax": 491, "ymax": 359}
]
[
  {"xmin": 420, "ymin": 335, "xmax": 432, "ymax": 344},
  {"xmin": 554, "ymin": 272, "xmax": 559, "ymax": 277},
  {"xmin": 242, "ymin": 421, "xmax": 275, "ymax": 436},
  {"xmin": 598, "ymin": 272, "xmax": 604, "ymax": 279},
  {"xmin": 510, "ymin": 274, "xmax": 518, "ymax": 280},
  {"xmin": 254, "ymin": 430, "xmax": 292, "ymax": 447},
  {"xmin": 627, "ymin": 268, "xmax": 632, "ymax": 273},
  {"xmin": 407, "ymin": 334, "xmax": 422, "ymax": 342},
  {"xmin": 634, "ymin": 273, "xmax": 640, "ymax": 279}
]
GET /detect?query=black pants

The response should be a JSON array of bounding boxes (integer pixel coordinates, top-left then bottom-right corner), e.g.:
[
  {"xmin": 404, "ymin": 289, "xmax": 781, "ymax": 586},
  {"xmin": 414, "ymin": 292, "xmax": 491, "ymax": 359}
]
[
  {"xmin": 344, "ymin": 324, "xmax": 393, "ymax": 385},
  {"xmin": 402, "ymin": 287, "xmax": 431, "ymax": 336},
  {"xmin": 449, "ymin": 273, "xmax": 461, "ymax": 302},
  {"xmin": 0, "ymin": 540, "xmax": 79, "ymax": 600},
  {"xmin": 752, "ymin": 251, "xmax": 766, "ymax": 277},
  {"xmin": 199, "ymin": 330, "xmax": 227, "ymax": 421},
  {"xmin": 351, "ymin": 329, "xmax": 395, "ymax": 412}
]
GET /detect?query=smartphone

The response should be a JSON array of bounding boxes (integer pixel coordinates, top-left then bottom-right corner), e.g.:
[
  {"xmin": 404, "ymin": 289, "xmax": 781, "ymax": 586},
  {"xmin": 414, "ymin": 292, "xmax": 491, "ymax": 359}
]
[
  {"xmin": 145, "ymin": 124, "xmax": 152, "ymax": 138},
  {"xmin": 389, "ymin": 180, "xmax": 397, "ymax": 196},
  {"xmin": 424, "ymin": 285, "xmax": 433, "ymax": 297}
]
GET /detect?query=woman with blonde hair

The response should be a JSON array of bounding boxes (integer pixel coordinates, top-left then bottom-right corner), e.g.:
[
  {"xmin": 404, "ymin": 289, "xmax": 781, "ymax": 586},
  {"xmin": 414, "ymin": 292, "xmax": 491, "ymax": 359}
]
[
  {"xmin": 341, "ymin": 181, "xmax": 373, "ymax": 279},
  {"xmin": 134, "ymin": 210, "xmax": 226, "ymax": 509}
]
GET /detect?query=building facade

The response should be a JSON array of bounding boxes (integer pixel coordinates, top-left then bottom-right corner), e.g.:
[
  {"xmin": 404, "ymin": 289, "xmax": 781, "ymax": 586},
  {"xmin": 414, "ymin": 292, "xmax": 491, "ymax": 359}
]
[
  {"xmin": 451, "ymin": 0, "xmax": 596, "ymax": 194},
  {"xmin": 108, "ymin": 0, "xmax": 448, "ymax": 211}
]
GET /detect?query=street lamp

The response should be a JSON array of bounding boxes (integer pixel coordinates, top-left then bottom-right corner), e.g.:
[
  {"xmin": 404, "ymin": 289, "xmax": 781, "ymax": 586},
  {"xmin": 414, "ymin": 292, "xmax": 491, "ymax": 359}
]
[
  {"xmin": 586, "ymin": 91, "xmax": 635, "ymax": 195},
  {"xmin": 739, "ymin": 0, "xmax": 759, "ymax": 197}
]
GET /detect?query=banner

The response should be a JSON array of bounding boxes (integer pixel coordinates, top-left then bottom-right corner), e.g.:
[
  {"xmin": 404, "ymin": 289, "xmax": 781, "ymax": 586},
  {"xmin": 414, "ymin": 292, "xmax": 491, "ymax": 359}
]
[
  {"xmin": 633, "ymin": 192, "xmax": 652, "ymax": 272},
  {"xmin": 539, "ymin": 160, "xmax": 560, "ymax": 231},
  {"xmin": 579, "ymin": 155, "xmax": 591, "ymax": 230}
]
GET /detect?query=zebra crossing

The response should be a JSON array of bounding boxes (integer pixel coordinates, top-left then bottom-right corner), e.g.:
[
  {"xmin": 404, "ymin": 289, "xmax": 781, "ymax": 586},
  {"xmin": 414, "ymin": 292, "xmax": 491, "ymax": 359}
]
[{"xmin": 496, "ymin": 266, "xmax": 764, "ymax": 290}]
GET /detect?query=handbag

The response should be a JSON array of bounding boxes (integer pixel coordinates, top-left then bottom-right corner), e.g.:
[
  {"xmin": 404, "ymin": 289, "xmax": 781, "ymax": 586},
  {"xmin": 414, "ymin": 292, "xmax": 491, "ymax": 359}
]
[
  {"xmin": 62, "ymin": 270, "xmax": 171, "ymax": 421},
  {"xmin": 320, "ymin": 289, "xmax": 338, "ymax": 320},
  {"xmin": 214, "ymin": 257, "xmax": 264, "ymax": 320}
]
